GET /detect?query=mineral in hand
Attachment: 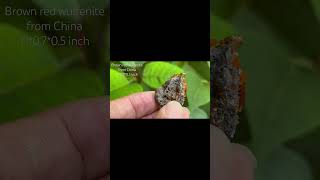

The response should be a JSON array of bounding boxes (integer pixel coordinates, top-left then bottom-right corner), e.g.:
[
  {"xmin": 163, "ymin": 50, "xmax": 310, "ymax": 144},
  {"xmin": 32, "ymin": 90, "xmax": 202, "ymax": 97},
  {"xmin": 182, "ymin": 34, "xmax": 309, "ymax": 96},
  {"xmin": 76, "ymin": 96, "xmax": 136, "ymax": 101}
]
[
  {"xmin": 211, "ymin": 36, "xmax": 245, "ymax": 139},
  {"xmin": 155, "ymin": 73, "xmax": 187, "ymax": 107}
]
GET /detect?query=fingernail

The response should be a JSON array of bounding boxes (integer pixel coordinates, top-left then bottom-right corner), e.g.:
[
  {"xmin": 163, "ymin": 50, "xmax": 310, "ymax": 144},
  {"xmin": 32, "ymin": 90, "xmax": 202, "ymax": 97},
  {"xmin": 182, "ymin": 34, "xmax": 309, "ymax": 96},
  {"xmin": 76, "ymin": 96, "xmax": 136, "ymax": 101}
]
[{"xmin": 163, "ymin": 101, "xmax": 185, "ymax": 118}]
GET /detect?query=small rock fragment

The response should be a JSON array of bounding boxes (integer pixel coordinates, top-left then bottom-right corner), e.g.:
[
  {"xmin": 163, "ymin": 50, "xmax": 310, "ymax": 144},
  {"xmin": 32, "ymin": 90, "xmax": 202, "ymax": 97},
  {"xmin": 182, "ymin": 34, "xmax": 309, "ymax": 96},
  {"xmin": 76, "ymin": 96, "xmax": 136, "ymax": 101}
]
[
  {"xmin": 155, "ymin": 73, "xmax": 187, "ymax": 107},
  {"xmin": 211, "ymin": 36, "xmax": 245, "ymax": 139}
]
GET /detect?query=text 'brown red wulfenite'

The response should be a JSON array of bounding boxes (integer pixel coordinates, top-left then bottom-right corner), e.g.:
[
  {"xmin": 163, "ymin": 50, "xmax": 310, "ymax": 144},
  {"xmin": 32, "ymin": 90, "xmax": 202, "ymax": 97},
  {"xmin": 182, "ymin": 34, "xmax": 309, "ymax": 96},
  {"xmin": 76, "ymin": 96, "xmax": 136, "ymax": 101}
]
[
  {"xmin": 155, "ymin": 73, "xmax": 187, "ymax": 107},
  {"xmin": 211, "ymin": 36, "xmax": 245, "ymax": 139}
]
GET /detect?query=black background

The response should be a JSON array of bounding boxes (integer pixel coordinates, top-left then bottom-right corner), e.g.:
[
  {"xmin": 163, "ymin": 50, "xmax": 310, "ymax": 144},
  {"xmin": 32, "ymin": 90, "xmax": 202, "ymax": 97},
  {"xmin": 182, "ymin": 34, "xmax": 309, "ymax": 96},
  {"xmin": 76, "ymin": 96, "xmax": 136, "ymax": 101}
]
[{"xmin": 110, "ymin": 0, "xmax": 210, "ymax": 179}]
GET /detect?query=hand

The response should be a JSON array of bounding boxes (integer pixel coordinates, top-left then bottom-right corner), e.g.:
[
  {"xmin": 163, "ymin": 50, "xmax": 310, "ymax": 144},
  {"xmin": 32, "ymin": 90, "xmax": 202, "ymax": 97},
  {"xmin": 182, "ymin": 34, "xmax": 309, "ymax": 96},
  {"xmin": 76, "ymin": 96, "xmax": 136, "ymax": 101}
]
[
  {"xmin": 0, "ymin": 98, "xmax": 109, "ymax": 180},
  {"xmin": 211, "ymin": 125, "xmax": 256, "ymax": 180},
  {"xmin": 110, "ymin": 91, "xmax": 190, "ymax": 119}
]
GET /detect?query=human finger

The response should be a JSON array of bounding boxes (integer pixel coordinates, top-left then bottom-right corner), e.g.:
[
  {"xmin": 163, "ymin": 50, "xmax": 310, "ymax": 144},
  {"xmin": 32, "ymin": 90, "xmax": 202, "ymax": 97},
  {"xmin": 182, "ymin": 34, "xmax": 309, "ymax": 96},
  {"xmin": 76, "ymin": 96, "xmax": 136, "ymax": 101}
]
[
  {"xmin": 54, "ymin": 97, "xmax": 109, "ymax": 179},
  {"xmin": 230, "ymin": 144, "xmax": 256, "ymax": 180},
  {"xmin": 0, "ymin": 97, "xmax": 109, "ymax": 180},
  {"xmin": 210, "ymin": 125, "xmax": 233, "ymax": 180},
  {"xmin": 154, "ymin": 101, "xmax": 189, "ymax": 119},
  {"xmin": 110, "ymin": 91, "xmax": 159, "ymax": 119},
  {"xmin": 210, "ymin": 125, "xmax": 255, "ymax": 180}
]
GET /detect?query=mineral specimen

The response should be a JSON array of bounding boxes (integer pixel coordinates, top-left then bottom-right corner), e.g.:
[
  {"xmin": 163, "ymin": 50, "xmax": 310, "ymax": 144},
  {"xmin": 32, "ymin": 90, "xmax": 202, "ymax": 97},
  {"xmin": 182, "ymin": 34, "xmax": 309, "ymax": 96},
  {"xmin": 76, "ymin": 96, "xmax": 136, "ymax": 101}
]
[
  {"xmin": 155, "ymin": 73, "xmax": 187, "ymax": 107},
  {"xmin": 211, "ymin": 36, "xmax": 245, "ymax": 139}
]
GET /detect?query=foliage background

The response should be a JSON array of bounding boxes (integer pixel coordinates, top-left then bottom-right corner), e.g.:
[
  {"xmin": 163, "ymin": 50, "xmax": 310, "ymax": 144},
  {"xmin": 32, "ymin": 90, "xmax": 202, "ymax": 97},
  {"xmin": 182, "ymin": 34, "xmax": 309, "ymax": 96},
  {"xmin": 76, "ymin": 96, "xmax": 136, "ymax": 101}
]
[
  {"xmin": 0, "ymin": 0, "xmax": 109, "ymax": 123},
  {"xmin": 211, "ymin": 0, "xmax": 320, "ymax": 179},
  {"xmin": 110, "ymin": 61, "xmax": 210, "ymax": 119}
]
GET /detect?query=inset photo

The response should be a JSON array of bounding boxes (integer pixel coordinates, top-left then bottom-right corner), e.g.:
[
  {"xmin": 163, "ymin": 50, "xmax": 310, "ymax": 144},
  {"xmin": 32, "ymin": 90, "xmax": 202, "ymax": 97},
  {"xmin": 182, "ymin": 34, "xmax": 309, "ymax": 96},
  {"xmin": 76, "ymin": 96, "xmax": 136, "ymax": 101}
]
[{"xmin": 110, "ymin": 61, "xmax": 210, "ymax": 119}]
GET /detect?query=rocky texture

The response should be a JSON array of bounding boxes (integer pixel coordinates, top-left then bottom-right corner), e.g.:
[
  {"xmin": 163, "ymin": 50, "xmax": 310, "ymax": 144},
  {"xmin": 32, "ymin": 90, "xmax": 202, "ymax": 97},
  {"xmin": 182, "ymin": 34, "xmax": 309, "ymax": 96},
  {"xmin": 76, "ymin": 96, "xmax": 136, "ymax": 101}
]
[
  {"xmin": 211, "ymin": 36, "xmax": 245, "ymax": 139},
  {"xmin": 155, "ymin": 73, "xmax": 187, "ymax": 107}
]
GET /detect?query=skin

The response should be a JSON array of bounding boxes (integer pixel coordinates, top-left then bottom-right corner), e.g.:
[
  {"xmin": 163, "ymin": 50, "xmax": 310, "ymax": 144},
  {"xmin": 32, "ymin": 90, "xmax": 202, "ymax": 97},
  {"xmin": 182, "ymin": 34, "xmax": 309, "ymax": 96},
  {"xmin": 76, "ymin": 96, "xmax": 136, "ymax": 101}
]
[
  {"xmin": 211, "ymin": 125, "xmax": 256, "ymax": 180},
  {"xmin": 0, "ymin": 97, "xmax": 109, "ymax": 180},
  {"xmin": 112, "ymin": 91, "xmax": 256, "ymax": 179},
  {"xmin": 0, "ymin": 94, "xmax": 255, "ymax": 180},
  {"xmin": 110, "ymin": 91, "xmax": 190, "ymax": 119}
]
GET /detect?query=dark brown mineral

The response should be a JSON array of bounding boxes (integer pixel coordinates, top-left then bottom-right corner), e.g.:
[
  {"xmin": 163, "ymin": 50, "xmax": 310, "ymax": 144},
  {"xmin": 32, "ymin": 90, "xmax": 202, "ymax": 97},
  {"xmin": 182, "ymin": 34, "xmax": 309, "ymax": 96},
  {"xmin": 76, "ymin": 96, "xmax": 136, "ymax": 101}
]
[
  {"xmin": 211, "ymin": 36, "xmax": 245, "ymax": 139},
  {"xmin": 155, "ymin": 73, "xmax": 187, "ymax": 107}
]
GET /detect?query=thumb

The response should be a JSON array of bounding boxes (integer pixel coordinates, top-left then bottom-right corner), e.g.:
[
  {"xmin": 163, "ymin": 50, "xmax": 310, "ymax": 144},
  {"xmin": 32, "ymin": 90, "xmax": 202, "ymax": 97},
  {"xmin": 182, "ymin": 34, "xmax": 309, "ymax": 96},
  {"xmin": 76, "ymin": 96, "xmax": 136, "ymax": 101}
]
[{"xmin": 155, "ymin": 101, "xmax": 190, "ymax": 119}]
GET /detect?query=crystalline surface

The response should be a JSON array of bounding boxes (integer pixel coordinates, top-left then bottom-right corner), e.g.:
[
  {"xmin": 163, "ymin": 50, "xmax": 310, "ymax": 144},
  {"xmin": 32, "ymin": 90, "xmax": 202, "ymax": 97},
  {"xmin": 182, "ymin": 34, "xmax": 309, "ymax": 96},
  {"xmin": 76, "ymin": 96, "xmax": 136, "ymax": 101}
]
[
  {"xmin": 155, "ymin": 73, "xmax": 187, "ymax": 107},
  {"xmin": 211, "ymin": 36, "xmax": 243, "ymax": 139}
]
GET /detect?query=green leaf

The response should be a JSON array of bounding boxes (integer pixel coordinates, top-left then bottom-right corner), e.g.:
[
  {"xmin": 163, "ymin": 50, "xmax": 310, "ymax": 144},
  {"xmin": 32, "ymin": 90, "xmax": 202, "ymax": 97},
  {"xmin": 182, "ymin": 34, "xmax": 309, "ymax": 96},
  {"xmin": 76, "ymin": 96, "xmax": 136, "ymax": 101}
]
[
  {"xmin": 120, "ymin": 61, "xmax": 136, "ymax": 67},
  {"xmin": 188, "ymin": 61, "xmax": 210, "ymax": 81},
  {"xmin": 33, "ymin": 0, "xmax": 79, "ymax": 9},
  {"xmin": 289, "ymin": 57, "xmax": 314, "ymax": 71},
  {"xmin": 248, "ymin": 0, "xmax": 320, "ymax": 59},
  {"xmin": 311, "ymin": 0, "xmax": 320, "ymax": 22},
  {"xmin": 119, "ymin": 61, "xmax": 145, "ymax": 81},
  {"xmin": 233, "ymin": 10, "xmax": 320, "ymax": 156},
  {"xmin": 172, "ymin": 61, "xmax": 185, "ymax": 68},
  {"xmin": 190, "ymin": 108, "xmax": 208, "ymax": 119},
  {"xmin": 210, "ymin": 0, "xmax": 241, "ymax": 19},
  {"xmin": 33, "ymin": 0, "xmax": 108, "ymax": 10},
  {"xmin": 256, "ymin": 147, "xmax": 313, "ymax": 180},
  {"xmin": 183, "ymin": 64, "xmax": 210, "ymax": 111},
  {"xmin": 199, "ymin": 102, "xmax": 211, "ymax": 117},
  {"xmin": 110, "ymin": 83, "xmax": 143, "ymax": 100},
  {"xmin": 142, "ymin": 62, "xmax": 184, "ymax": 89},
  {"xmin": 78, "ymin": 0, "xmax": 109, "ymax": 8},
  {"xmin": 210, "ymin": 14, "xmax": 235, "ymax": 40},
  {"xmin": 0, "ymin": 24, "xmax": 59, "ymax": 95},
  {"xmin": 32, "ymin": 0, "xmax": 108, "ymax": 22},
  {"xmin": 0, "ymin": 1, "xmax": 37, "ymax": 31},
  {"xmin": 110, "ymin": 69, "xmax": 129, "ymax": 92},
  {"xmin": 0, "ymin": 69, "xmax": 104, "ymax": 123},
  {"xmin": 286, "ymin": 127, "xmax": 320, "ymax": 180},
  {"xmin": 287, "ymin": 128, "xmax": 320, "ymax": 180}
]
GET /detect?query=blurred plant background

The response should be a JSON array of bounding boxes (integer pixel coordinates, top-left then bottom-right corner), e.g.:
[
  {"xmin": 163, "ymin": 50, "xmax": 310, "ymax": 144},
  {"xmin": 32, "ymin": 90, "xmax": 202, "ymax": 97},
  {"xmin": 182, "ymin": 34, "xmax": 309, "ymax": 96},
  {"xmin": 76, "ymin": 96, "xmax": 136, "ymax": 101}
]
[
  {"xmin": 0, "ymin": 0, "xmax": 109, "ymax": 123},
  {"xmin": 110, "ymin": 61, "xmax": 210, "ymax": 119},
  {"xmin": 211, "ymin": 0, "xmax": 320, "ymax": 179}
]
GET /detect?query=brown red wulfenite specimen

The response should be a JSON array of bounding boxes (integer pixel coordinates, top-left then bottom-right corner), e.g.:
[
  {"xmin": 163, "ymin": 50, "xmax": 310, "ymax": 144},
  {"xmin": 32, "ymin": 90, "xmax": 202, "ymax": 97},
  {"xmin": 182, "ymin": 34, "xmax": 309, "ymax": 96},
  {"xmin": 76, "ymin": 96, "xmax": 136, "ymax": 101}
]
[
  {"xmin": 211, "ymin": 36, "xmax": 245, "ymax": 139},
  {"xmin": 155, "ymin": 73, "xmax": 187, "ymax": 107}
]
